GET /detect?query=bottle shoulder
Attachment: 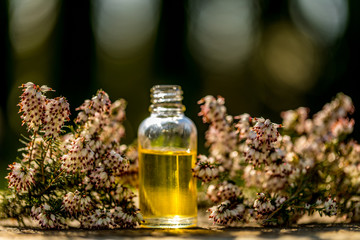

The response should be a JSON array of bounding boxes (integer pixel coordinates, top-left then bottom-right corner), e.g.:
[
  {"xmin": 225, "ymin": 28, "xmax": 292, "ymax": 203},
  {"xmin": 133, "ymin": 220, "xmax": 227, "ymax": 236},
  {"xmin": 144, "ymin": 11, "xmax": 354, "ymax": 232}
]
[
  {"xmin": 138, "ymin": 114, "xmax": 197, "ymax": 137},
  {"xmin": 139, "ymin": 114, "xmax": 196, "ymax": 129}
]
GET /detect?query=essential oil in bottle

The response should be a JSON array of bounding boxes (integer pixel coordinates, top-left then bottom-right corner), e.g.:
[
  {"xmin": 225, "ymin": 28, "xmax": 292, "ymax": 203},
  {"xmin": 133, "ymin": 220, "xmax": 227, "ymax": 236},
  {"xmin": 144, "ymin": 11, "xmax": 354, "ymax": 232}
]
[{"xmin": 138, "ymin": 85, "xmax": 197, "ymax": 228}]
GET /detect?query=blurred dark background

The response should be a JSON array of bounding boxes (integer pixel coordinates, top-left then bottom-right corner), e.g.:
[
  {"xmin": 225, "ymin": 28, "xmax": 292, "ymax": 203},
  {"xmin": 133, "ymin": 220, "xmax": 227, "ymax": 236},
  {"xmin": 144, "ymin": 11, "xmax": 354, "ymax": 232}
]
[{"xmin": 0, "ymin": 0, "xmax": 359, "ymax": 188}]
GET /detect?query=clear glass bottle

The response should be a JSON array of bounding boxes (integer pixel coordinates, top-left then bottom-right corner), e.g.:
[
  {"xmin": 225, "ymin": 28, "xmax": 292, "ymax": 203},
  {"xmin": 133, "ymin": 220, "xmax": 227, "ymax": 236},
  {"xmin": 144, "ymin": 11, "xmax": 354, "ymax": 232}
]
[{"xmin": 138, "ymin": 85, "xmax": 197, "ymax": 228}]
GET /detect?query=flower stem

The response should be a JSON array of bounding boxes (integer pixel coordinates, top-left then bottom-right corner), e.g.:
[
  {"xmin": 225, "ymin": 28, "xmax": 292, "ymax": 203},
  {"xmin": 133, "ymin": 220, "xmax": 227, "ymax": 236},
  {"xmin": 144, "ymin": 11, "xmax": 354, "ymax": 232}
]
[
  {"xmin": 28, "ymin": 130, "xmax": 38, "ymax": 168},
  {"xmin": 40, "ymin": 169, "xmax": 65, "ymax": 196},
  {"xmin": 41, "ymin": 138, "xmax": 52, "ymax": 184},
  {"xmin": 262, "ymin": 178, "xmax": 307, "ymax": 224}
]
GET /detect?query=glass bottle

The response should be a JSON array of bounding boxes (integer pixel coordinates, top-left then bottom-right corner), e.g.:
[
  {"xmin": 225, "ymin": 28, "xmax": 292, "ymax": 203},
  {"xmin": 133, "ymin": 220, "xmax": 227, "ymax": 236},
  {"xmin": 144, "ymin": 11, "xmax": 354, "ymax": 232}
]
[{"xmin": 138, "ymin": 85, "xmax": 197, "ymax": 228}]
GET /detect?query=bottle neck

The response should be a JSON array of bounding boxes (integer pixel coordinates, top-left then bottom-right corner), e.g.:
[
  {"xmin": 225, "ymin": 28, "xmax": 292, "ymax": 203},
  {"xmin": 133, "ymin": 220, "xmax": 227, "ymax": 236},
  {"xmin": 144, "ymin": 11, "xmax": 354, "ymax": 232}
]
[{"xmin": 149, "ymin": 85, "xmax": 185, "ymax": 117}]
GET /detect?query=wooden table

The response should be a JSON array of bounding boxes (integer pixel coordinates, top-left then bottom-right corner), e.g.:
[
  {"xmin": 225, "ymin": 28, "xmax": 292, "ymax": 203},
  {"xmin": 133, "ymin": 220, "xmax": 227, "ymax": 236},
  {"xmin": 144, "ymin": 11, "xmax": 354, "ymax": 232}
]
[{"xmin": 1, "ymin": 214, "xmax": 360, "ymax": 240}]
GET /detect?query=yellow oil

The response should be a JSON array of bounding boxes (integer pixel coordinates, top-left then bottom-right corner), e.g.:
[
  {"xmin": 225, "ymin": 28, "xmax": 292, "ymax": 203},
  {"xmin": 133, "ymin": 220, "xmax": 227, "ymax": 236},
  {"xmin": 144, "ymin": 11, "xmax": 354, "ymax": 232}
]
[{"xmin": 139, "ymin": 148, "xmax": 197, "ymax": 228}]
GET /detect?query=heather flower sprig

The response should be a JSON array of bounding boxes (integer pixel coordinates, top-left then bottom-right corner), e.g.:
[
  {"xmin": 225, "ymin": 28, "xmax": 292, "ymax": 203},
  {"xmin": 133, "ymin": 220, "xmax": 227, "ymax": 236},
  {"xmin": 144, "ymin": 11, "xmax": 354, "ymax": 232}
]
[
  {"xmin": 6, "ymin": 162, "xmax": 35, "ymax": 192},
  {"xmin": 43, "ymin": 97, "xmax": 71, "ymax": 138},
  {"xmin": 198, "ymin": 96, "xmax": 238, "ymax": 173},
  {"xmin": 206, "ymin": 181, "xmax": 241, "ymax": 203},
  {"xmin": 18, "ymin": 82, "xmax": 53, "ymax": 132},
  {"xmin": 192, "ymin": 155, "xmax": 219, "ymax": 182},
  {"xmin": 243, "ymin": 117, "xmax": 283, "ymax": 167},
  {"xmin": 1, "ymin": 83, "xmax": 141, "ymax": 229},
  {"xmin": 299, "ymin": 197, "xmax": 338, "ymax": 217},
  {"xmin": 208, "ymin": 200, "xmax": 247, "ymax": 225},
  {"xmin": 196, "ymin": 93, "xmax": 359, "ymax": 226}
]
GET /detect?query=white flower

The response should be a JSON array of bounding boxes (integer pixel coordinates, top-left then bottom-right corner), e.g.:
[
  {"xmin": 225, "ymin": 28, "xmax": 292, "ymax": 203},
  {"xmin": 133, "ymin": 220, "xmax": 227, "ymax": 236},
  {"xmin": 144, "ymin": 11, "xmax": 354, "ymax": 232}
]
[
  {"xmin": 103, "ymin": 150, "xmax": 129, "ymax": 175},
  {"xmin": 18, "ymin": 82, "xmax": 50, "ymax": 131},
  {"xmin": 82, "ymin": 209, "xmax": 113, "ymax": 229},
  {"xmin": 275, "ymin": 196, "xmax": 287, "ymax": 207},
  {"xmin": 6, "ymin": 162, "xmax": 35, "ymax": 191},
  {"xmin": 324, "ymin": 197, "xmax": 337, "ymax": 216},
  {"xmin": 112, "ymin": 206, "xmax": 144, "ymax": 228},
  {"xmin": 235, "ymin": 113, "xmax": 252, "ymax": 140},
  {"xmin": 75, "ymin": 90, "xmax": 111, "ymax": 124},
  {"xmin": 253, "ymin": 193, "xmax": 276, "ymax": 219},
  {"xmin": 244, "ymin": 118, "xmax": 282, "ymax": 166},
  {"xmin": 42, "ymin": 97, "xmax": 70, "ymax": 138},
  {"xmin": 198, "ymin": 96, "xmax": 227, "ymax": 124},
  {"xmin": 192, "ymin": 155, "xmax": 219, "ymax": 182},
  {"xmin": 61, "ymin": 137, "xmax": 95, "ymax": 173},
  {"xmin": 31, "ymin": 204, "xmax": 66, "ymax": 229},
  {"xmin": 63, "ymin": 191, "xmax": 92, "ymax": 216},
  {"xmin": 198, "ymin": 96, "xmax": 238, "ymax": 165},
  {"xmin": 208, "ymin": 200, "xmax": 246, "ymax": 225},
  {"xmin": 82, "ymin": 206, "xmax": 143, "ymax": 229},
  {"xmin": 206, "ymin": 181, "xmax": 242, "ymax": 203},
  {"xmin": 89, "ymin": 166, "xmax": 113, "ymax": 188},
  {"xmin": 331, "ymin": 118, "xmax": 354, "ymax": 138},
  {"xmin": 281, "ymin": 107, "xmax": 309, "ymax": 134}
]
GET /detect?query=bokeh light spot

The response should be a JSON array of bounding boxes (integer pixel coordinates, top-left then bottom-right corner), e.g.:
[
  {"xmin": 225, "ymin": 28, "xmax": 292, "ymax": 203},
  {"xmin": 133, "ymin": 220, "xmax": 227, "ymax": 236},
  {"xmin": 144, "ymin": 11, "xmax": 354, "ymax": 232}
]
[
  {"xmin": 290, "ymin": 0, "xmax": 348, "ymax": 45},
  {"xmin": 9, "ymin": 0, "xmax": 60, "ymax": 56},
  {"xmin": 188, "ymin": 0, "xmax": 258, "ymax": 72},
  {"xmin": 92, "ymin": 0, "xmax": 161, "ymax": 58},
  {"xmin": 261, "ymin": 23, "xmax": 319, "ymax": 92}
]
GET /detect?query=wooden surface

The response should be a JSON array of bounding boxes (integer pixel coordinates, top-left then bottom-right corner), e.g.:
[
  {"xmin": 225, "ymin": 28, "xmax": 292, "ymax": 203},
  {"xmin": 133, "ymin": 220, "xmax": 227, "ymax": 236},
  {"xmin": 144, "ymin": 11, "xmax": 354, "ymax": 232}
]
[
  {"xmin": 1, "ymin": 223, "xmax": 360, "ymax": 240},
  {"xmin": 1, "ymin": 213, "xmax": 360, "ymax": 239}
]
